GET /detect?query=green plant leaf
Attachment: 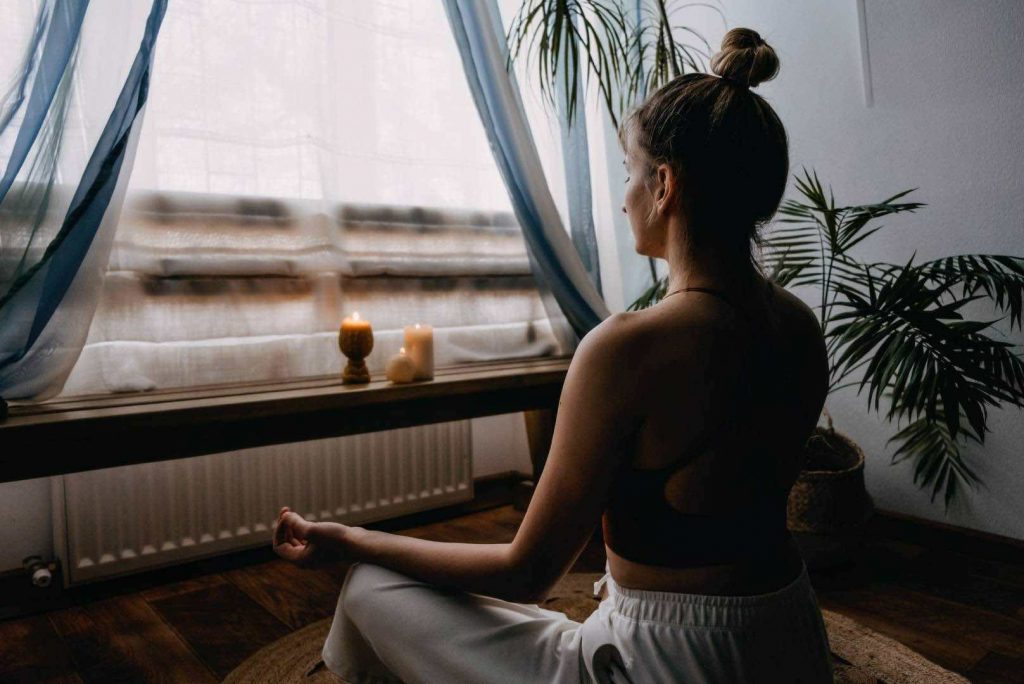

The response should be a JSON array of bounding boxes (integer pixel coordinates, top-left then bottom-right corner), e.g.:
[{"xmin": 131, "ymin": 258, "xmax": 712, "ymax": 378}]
[
  {"xmin": 917, "ymin": 254, "xmax": 1024, "ymax": 329},
  {"xmin": 509, "ymin": 0, "xmax": 716, "ymax": 130},
  {"xmin": 887, "ymin": 408, "xmax": 981, "ymax": 507},
  {"xmin": 627, "ymin": 274, "xmax": 668, "ymax": 311}
]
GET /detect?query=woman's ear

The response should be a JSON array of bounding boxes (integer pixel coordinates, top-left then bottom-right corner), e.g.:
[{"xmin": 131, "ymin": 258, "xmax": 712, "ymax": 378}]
[{"xmin": 653, "ymin": 163, "xmax": 677, "ymax": 214}]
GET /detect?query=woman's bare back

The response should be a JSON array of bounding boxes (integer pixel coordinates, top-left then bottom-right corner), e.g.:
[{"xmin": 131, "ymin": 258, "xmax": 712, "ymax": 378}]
[{"xmin": 605, "ymin": 279, "xmax": 829, "ymax": 595}]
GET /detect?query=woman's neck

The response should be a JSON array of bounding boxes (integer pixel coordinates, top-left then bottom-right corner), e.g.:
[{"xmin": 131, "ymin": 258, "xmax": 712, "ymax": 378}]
[{"xmin": 664, "ymin": 237, "xmax": 757, "ymax": 295}]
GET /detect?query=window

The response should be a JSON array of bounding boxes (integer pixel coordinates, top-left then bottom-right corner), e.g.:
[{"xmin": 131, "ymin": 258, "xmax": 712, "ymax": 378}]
[{"xmin": 61, "ymin": 0, "xmax": 564, "ymax": 396}]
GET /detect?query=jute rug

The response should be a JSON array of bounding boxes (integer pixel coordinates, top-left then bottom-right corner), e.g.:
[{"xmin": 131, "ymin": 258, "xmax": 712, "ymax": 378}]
[{"xmin": 223, "ymin": 572, "xmax": 968, "ymax": 683}]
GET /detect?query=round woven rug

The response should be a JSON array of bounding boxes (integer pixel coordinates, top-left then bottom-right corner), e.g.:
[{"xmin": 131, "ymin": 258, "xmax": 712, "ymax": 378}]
[{"xmin": 224, "ymin": 572, "xmax": 968, "ymax": 684}]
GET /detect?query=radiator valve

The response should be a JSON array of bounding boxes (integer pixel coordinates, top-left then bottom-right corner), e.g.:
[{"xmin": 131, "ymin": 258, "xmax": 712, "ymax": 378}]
[{"xmin": 22, "ymin": 555, "xmax": 52, "ymax": 588}]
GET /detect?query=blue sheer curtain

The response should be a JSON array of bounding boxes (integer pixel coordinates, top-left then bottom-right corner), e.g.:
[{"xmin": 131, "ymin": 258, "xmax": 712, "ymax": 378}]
[
  {"xmin": 0, "ymin": 0, "xmax": 167, "ymax": 401},
  {"xmin": 555, "ymin": 40, "xmax": 602, "ymax": 300},
  {"xmin": 443, "ymin": 0, "xmax": 610, "ymax": 349}
]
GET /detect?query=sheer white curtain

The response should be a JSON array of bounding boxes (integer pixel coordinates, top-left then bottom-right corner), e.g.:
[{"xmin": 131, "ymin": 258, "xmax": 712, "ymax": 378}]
[
  {"xmin": 128, "ymin": 1, "xmax": 518, "ymax": 207},
  {"xmin": 61, "ymin": 0, "xmax": 566, "ymax": 396}
]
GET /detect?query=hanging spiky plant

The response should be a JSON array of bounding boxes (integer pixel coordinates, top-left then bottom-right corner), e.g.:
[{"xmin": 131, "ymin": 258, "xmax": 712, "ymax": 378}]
[
  {"xmin": 507, "ymin": 0, "xmax": 720, "ymax": 286},
  {"xmin": 506, "ymin": 0, "xmax": 718, "ymax": 128}
]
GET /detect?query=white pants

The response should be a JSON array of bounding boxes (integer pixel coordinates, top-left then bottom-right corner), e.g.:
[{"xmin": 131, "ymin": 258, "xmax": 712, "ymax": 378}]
[{"xmin": 322, "ymin": 561, "xmax": 834, "ymax": 683}]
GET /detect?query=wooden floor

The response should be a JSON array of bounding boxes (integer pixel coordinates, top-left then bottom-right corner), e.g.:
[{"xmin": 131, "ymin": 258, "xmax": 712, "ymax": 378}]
[{"xmin": 1, "ymin": 501, "xmax": 1023, "ymax": 683}]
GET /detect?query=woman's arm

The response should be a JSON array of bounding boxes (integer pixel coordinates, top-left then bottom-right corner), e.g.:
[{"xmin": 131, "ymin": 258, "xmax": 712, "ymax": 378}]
[{"xmin": 277, "ymin": 313, "xmax": 643, "ymax": 603}]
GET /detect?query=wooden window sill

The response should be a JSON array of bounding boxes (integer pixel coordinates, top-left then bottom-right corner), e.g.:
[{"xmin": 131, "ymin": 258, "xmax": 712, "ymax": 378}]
[{"xmin": 0, "ymin": 357, "xmax": 570, "ymax": 484}]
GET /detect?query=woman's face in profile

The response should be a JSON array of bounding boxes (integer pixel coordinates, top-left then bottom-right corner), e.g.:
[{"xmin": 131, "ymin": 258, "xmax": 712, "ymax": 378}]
[{"xmin": 622, "ymin": 134, "xmax": 663, "ymax": 258}]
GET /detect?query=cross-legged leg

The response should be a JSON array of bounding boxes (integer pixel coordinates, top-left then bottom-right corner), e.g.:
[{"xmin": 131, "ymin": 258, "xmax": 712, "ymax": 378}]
[{"xmin": 321, "ymin": 562, "xmax": 587, "ymax": 684}]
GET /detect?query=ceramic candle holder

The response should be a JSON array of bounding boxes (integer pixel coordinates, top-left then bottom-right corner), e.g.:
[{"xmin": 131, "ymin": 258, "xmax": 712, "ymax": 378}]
[{"xmin": 339, "ymin": 314, "xmax": 374, "ymax": 384}]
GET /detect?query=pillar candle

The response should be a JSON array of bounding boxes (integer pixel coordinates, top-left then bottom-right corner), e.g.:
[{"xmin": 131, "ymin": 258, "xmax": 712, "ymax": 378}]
[{"xmin": 403, "ymin": 323, "xmax": 434, "ymax": 380}]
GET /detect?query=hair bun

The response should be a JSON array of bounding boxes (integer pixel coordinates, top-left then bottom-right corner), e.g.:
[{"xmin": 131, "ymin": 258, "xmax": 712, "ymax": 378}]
[{"xmin": 709, "ymin": 28, "xmax": 780, "ymax": 89}]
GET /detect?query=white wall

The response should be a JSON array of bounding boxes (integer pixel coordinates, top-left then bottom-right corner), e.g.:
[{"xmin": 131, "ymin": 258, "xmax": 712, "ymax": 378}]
[
  {"xmin": 472, "ymin": 413, "xmax": 533, "ymax": 478},
  {"xmin": 601, "ymin": 0, "xmax": 1024, "ymax": 539},
  {"xmin": 0, "ymin": 414, "xmax": 532, "ymax": 573},
  {"xmin": 0, "ymin": 478, "xmax": 52, "ymax": 574}
]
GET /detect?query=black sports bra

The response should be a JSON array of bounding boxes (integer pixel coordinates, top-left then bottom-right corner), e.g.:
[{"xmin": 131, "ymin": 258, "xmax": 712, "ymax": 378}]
[{"xmin": 601, "ymin": 284, "xmax": 792, "ymax": 568}]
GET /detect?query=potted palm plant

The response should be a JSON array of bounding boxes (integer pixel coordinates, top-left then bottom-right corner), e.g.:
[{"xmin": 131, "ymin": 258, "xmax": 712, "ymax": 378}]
[
  {"xmin": 777, "ymin": 172, "xmax": 1023, "ymax": 506},
  {"xmin": 772, "ymin": 173, "xmax": 1024, "ymax": 550}
]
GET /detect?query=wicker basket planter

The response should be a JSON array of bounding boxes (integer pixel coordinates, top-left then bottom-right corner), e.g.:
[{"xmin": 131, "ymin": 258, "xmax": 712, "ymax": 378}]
[{"xmin": 787, "ymin": 426, "xmax": 874, "ymax": 569}]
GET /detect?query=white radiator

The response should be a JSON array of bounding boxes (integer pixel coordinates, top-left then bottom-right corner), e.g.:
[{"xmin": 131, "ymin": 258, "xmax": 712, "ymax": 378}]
[{"xmin": 52, "ymin": 422, "xmax": 473, "ymax": 585}]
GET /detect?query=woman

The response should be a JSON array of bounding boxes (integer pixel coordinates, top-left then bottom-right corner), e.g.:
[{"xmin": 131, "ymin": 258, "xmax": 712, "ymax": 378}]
[{"xmin": 273, "ymin": 28, "xmax": 834, "ymax": 683}]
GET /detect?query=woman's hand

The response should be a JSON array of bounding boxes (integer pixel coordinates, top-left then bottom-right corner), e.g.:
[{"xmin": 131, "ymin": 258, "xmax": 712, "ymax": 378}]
[{"xmin": 272, "ymin": 506, "xmax": 351, "ymax": 569}]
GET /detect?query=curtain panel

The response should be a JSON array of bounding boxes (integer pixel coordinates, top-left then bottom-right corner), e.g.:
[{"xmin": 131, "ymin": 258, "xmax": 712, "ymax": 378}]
[
  {"xmin": 443, "ymin": 0, "xmax": 611, "ymax": 347},
  {"xmin": 0, "ymin": 0, "xmax": 167, "ymax": 400}
]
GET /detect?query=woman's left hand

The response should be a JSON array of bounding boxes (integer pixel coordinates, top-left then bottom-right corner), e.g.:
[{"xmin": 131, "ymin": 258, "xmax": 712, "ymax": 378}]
[{"xmin": 272, "ymin": 506, "xmax": 348, "ymax": 568}]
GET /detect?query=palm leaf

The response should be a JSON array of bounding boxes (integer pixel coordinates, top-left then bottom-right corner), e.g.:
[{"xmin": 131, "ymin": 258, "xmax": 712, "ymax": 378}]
[
  {"xmin": 887, "ymin": 407, "xmax": 982, "ymax": 507},
  {"xmin": 827, "ymin": 263, "xmax": 1023, "ymax": 442},
  {"xmin": 913, "ymin": 254, "xmax": 1024, "ymax": 329}
]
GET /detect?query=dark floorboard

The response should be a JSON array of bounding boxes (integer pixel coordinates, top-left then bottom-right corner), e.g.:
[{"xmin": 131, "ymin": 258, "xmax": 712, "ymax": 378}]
[
  {"xmin": 149, "ymin": 582, "xmax": 291, "ymax": 680},
  {"xmin": 970, "ymin": 652, "xmax": 1024, "ymax": 684},
  {"xmin": 0, "ymin": 614, "xmax": 82, "ymax": 684},
  {"xmin": 808, "ymin": 531, "xmax": 1024, "ymax": 680},
  {"xmin": 223, "ymin": 561, "xmax": 339, "ymax": 630},
  {"xmin": 48, "ymin": 595, "xmax": 216, "ymax": 684},
  {"xmin": 1, "ymin": 503, "xmax": 1023, "ymax": 683}
]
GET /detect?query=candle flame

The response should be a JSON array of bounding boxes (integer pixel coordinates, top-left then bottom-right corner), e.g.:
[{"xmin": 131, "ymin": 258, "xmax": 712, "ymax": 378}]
[
  {"xmin": 414, "ymin": 323, "xmax": 421, "ymax": 329},
  {"xmin": 352, "ymin": 311, "xmax": 360, "ymax": 321},
  {"xmin": 399, "ymin": 347, "xmax": 406, "ymax": 354}
]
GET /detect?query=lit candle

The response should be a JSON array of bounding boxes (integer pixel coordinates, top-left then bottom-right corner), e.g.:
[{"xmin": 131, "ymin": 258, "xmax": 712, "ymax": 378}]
[
  {"xmin": 403, "ymin": 323, "xmax": 434, "ymax": 380},
  {"xmin": 386, "ymin": 347, "xmax": 417, "ymax": 384},
  {"xmin": 339, "ymin": 311, "xmax": 374, "ymax": 383}
]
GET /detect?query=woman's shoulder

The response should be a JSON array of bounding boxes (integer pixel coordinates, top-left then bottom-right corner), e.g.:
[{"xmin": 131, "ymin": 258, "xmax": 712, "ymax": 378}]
[
  {"xmin": 763, "ymin": 283, "xmax": 827, "ymax": 362},
  {"xmin": 762, "ymin": 283, "xmax": 829, "ymax": 397},
  {"xmin": 612, "ymin": 292, "xmax": 744, "ymax": 347},
  {"xmin": 570, "ymin": 310, "xmax": 677, "ymax": 383},
  {"xmin": 767, "ymin": 281, "xmax": 820, "ymax": 328},
  {"xmin": 584, "ymin": 306, "xmax": 706, "ymax": 351},
  {"xmin": 576, "ymin": 305, "xmax": 723, "ymax": 383},
  {"xmin": 576, "ymin": 311, "xmax": 646, "ymax": 362}
]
